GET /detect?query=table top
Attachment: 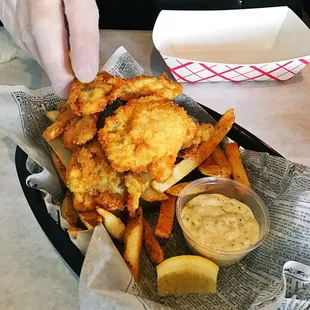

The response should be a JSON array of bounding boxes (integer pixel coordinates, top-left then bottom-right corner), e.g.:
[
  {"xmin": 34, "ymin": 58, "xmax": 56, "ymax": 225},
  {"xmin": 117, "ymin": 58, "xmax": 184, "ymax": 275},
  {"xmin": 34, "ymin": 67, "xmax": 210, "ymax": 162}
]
[{"xmin": 1, "ymin": 29, "xmax": 310, "ymax": 310}]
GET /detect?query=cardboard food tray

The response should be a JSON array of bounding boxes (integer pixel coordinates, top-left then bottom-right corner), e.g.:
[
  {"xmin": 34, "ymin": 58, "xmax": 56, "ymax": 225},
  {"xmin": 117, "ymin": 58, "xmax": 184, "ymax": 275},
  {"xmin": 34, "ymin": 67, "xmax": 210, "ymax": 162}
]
[
  {"xmin": 153, "ymin": 7, "xmax": 310, "ymax": 82},
  {"xmin": 14, "ymin": 104, "xmax": 282, "ymax": 277}
]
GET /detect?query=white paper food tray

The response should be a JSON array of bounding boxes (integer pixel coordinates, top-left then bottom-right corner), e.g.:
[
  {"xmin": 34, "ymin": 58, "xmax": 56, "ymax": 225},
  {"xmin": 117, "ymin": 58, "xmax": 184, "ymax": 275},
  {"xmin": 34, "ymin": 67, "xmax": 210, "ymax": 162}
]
[{"xmin": 153, "ymin": 7, "xmax": 310, "ymax": 82}]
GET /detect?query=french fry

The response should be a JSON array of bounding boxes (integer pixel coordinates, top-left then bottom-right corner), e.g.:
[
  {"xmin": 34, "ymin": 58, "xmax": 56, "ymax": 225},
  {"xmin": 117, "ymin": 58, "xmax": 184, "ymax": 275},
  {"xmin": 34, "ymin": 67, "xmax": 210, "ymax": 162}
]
[
  {"xmin": 210, "ymin": 146, "xmax": 232, "ymax": 176},
  {"xmin": 143, "ymin": 218, "xmax": 164, "ymax": 264},
  {"xmin": 79, "ymin": 211, "xmax": 102, "ymax": 230},
  {"xmin": 96, "ymin": 207, "xmax": 126, "ymax": 242},
  {"xmin": 199, "ymin": 155, "xmax": 231, "ymax": 178},
  {"xmin": 49, "ymin": 138, "xmax": 72, "ymax": 168},
  {"xmin": 61, "ymin": 192, "xmax": 78, "ymax": 227},
  {"xmin": 141, "ymin": 187, "xmax": 169, "ymax": 202},
  {"xmin": 45, "ymin": 110, "xmax": 59, "ymax": 123},
  {"xmin": 67, "ymin": 226, "xmax": 84, "ymax": 239},
  {"xmin": 50, "ymin": 149, "xmax": 67, "ymax": 183},
  {"xmin": 152, "ymin": 109, "xmax": 235, "ymax": 192},
  {"xmin": 199, "ymin": 163, "xmax": 231, "ymax": 178},
  {"xmin": 201, "ymin": 156, "xmax": 214, "ymax": 166},
  {"xmin": 199, "ymin": 123, "xmax": 215, "ymax": 142},
  {"xmin": 155, "ymin": 196, "xmax": 176, "ymax": 239},
  {"xmin": 165, "ymin": 182, "xmax": 191, "ymax": 196},
  {"xmin": 226, "ymin": 142, "xmax": 251, "ymax": 187},
  {"xmin": 152, "ymin": 158, "xmax": 196, "ymax": 193},
  {"xmin": 123, "ymin": 207, "xmax": 143, "ymax": 279}
]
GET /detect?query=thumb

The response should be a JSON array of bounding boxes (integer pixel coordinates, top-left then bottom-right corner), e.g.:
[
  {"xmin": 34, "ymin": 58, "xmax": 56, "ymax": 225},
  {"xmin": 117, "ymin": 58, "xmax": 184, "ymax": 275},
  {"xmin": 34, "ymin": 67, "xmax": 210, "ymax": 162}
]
[{"xmin": 64, "ymin": 0, "xmax": 100, "ymax": 83}]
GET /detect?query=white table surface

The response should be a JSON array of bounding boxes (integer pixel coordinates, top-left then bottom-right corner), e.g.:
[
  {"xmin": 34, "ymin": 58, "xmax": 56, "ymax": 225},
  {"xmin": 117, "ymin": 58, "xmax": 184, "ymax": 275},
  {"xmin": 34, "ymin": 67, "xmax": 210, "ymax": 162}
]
[{"xmin": 1, "ymin": 30, "xmax": 310, "ymax": 310}]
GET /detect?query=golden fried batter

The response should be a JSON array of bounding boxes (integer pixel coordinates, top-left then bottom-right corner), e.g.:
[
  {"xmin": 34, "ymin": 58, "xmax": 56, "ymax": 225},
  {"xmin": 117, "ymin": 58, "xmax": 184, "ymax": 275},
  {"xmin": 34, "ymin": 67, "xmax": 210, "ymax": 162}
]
[
  {"xmin": 43, "ymin": 104, "xmax": 75, "ymax": 142},
  {"xmin": 68, "ymin": 72, "xmax": 123, "ymax": 116},
  {"xmin": 63, "ymin": 114, "xmax": 98, "ymax": 150},
  {"xmin": 98, "ymin": 96, "xmax": 200, "ymax": 182},
  {"xmin": 66, "ymin": 140, "xmax": 125, "ymax": 203},
  {"xmin": 73, "ymin": 193, "xmax": 97, "ymax": 212},
  {"xmin": 95, "ymin": 191, "xmax": 125, "ymax": 212},
  {"xmin": 125, "ymin": 172, "xmax": 151, "ymax": 216},
  {"xmin": 109, "ymin": 73, "xmax": 182, "ymax": 102},
  {"xmin": 73, "ymin": 192, "xmax": 125, "ymax": 213}
]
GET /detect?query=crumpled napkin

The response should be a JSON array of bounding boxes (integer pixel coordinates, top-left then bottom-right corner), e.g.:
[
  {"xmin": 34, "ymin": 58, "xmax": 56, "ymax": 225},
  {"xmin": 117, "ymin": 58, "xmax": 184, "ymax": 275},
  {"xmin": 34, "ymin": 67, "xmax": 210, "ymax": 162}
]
[{"xmin": 0, "ymin": 27, "xmax": 30, "ymax": 63}]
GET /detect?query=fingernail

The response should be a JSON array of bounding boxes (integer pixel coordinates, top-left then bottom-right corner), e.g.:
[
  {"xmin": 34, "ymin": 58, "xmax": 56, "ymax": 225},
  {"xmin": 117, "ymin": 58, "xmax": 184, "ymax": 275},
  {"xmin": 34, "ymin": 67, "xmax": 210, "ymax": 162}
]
[{"xmin": 72, "ymin": 49, "xmax": 99, "ymax": 83}]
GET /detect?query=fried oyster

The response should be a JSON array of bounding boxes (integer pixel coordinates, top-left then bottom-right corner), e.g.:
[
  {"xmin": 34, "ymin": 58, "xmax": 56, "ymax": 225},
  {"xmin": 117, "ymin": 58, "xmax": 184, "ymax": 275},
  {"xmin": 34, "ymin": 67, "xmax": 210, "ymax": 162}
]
[
  {"xmin": 66, "ymin": 140, "xmax": 126, "ymax": 212},
  {"xmin": 98, "ymin": 96, "xmax": 200, "ymax": 183}
]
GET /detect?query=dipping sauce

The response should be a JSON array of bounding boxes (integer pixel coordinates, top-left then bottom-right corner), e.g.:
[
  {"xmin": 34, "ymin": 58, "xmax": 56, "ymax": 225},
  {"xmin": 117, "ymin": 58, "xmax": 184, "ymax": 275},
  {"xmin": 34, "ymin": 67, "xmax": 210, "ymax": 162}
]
[{"xmin": 181, "ymin": 193, "xmax": 259, "ymax": 252}]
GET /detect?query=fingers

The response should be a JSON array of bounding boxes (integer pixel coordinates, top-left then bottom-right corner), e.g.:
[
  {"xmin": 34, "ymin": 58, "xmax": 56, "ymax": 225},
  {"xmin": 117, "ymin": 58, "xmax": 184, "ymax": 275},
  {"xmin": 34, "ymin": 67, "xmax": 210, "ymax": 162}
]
[
  {"xmin": 64, "ymin": 0, "xmax": 99, "ymax": 83},
  {"xmin": 28, "ymin": 0, "xmax": 74, "ymax": 98}
]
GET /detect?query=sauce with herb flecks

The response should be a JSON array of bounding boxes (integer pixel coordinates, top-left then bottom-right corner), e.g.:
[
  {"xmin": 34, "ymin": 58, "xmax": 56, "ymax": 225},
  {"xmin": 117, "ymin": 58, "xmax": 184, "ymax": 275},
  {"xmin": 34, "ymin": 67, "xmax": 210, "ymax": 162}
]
[{"xmin": 181, "ymin": 194, "xmax": 259, "ymax": 251}]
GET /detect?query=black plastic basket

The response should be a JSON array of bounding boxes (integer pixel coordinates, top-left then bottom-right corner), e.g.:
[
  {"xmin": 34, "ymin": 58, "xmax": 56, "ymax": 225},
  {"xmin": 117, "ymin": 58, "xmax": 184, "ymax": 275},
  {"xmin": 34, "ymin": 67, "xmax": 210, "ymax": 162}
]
[{"xmin": 15, "ymin": 105, "xmax": 283, "ymax": 277}]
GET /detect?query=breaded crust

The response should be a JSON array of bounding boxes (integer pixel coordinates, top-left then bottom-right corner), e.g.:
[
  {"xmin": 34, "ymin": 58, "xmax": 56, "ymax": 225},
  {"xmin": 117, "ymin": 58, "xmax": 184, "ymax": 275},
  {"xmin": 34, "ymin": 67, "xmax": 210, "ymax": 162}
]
[
  {"xmin": 109, "ymin": 73, "xmax": 183, "ymax": 102},
  {"xmin": 73, "ymin": 192, "xmax": 125, "ymax": 213},
  {"xmin": 98, "ymin": 96, "xmax": 199, "ymax": 182},
  {"xmin": 66, "ymin": 140, "xmax": 125, "ymax": 198},
  {"xmin": 68, "ymin": 72, "xmax": 123, "ymax": 116},
  {"xmin": 63, "ymin": 114, "xmax": 98, "ymax": 150},
  {"xmin": 42, "ymin": 104, "xmax": 75, "ymax": 142}
]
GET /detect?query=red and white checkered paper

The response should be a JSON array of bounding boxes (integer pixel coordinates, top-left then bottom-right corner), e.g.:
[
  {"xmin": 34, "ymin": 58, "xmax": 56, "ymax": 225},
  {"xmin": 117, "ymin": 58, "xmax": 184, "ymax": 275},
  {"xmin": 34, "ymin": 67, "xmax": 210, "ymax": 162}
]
[{"xmin": 163, "ymin": 56, "xmax": 310, "ymax": 82}]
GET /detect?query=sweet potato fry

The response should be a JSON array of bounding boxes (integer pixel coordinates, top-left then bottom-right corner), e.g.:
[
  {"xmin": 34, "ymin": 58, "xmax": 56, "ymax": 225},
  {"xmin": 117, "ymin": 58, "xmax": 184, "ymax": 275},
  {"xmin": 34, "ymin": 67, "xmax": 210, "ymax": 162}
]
[
  {"xmin": 211, "ymin": 146, "xmax": 232, "ymax": 176},
  {"xmin": 165, "ymin": 182, "xmax": 191, "ymax": 196},
  {"xmin": 96, "ymin": 207, "xmax": 126, "ymax": 242},
  {"xmin": 79, "ymin": 211, "xmax": 102, "ymax": 230},
  {"xmin": 152, "ymin": 109, "xmax": 235, "ymax": 192},
  {"xmin": 61, "ymin": 192, "xmax": 78, "ymax": 226},
  {"xmin": 123, "ymin": 207, "xmax": 143, "ymax": 279},
  {"xmin": 67, "ymin": 226, "xmax": 84, "ymax": 239},
  {"xmin": 50, "ymin": 149, "xmax": 66, "ymax": 183},
  {"xmin": 199, "ymin": 123, "xmax": 215, "ymax": 142},
  {"xmin": 155, "ymin": 196, "xmax": 176, "ymax": 239},
  {"xmin": 141, "ymin": 187, "xmax": 169, "ymax": 202},
  {"xmin": 143, "ymin": 218, "xmax": 164, "ymax": 264},
  {"xmin": 48, "ymin": 138, "xmax": 72, "ymax": 168},
  {"xmin": 226, "ymin": 142, "xmax": 251, "ymax": 187},
  {"xmin": 45, "ymin": 110, "xmax": 59, "ymax": 123}
]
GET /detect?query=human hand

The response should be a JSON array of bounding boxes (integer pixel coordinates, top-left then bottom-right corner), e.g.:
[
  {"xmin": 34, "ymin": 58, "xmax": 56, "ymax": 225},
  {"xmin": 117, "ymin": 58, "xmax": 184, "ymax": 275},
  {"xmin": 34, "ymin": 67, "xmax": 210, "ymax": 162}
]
[{"xmin": 0, "ymin": 0, "xmax": 100, "ymax": 98}]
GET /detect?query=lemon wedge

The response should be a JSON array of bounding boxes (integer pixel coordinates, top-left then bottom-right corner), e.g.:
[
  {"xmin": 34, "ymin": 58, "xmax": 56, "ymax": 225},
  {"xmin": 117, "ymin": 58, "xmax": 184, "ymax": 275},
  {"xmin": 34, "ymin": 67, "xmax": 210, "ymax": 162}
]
[{"xmin": 156, "ymin": 255, "xmax": 219, "ymax": 296}]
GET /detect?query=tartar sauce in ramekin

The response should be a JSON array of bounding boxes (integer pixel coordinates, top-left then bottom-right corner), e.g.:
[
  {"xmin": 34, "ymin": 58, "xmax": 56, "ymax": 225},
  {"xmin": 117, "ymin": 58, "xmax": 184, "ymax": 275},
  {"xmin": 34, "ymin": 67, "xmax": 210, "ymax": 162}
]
[{"xmin": 181, "ymin": 194, "xmax": 259, "ymax": 251}]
